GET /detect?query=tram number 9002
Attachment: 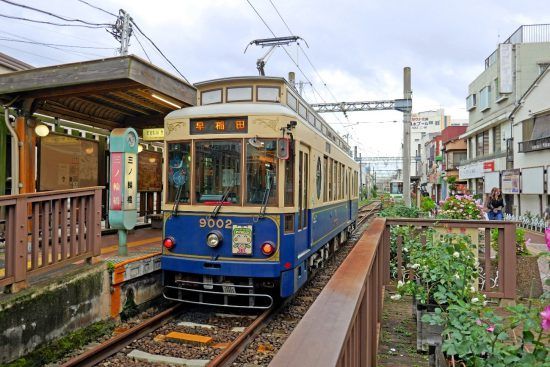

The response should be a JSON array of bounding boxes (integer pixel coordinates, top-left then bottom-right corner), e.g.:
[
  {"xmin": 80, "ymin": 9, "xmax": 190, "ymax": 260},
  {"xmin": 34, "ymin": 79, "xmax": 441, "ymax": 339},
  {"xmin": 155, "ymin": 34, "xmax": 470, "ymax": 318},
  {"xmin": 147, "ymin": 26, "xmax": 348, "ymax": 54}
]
[{"xmin": 199, "ymin": 218, "xmax": 232, "ymax": 229}]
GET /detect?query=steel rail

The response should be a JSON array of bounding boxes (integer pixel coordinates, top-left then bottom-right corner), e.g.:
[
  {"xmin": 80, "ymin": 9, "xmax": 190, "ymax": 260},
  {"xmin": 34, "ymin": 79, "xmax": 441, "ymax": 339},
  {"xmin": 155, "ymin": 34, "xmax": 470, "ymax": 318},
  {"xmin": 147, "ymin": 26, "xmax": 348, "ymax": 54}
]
[
  {"xmin": 61, "ymin": 304, "xmax": 183, "ymax": 367},
  {"xmin": 207, "ymin": 307, "xmax": 273, "ymax": 367}
]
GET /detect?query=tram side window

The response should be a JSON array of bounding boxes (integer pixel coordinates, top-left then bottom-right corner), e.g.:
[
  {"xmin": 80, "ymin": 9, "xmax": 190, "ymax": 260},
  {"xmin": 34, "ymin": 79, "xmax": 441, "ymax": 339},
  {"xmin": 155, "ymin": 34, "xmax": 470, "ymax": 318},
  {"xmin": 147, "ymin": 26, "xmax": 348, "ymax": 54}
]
[
  {"xmin": 284, "ymin": 143, "xmax": 294, "ymax": 206},
  {"xmin": 195, "ymin": 141, "xmax": 241, "ymax": 204},
  {"xmin": 167, "ymin": 142, "xmax": 191, "ymax": 204},
  {"xmin": 323, "ymin": 156, "xmax": 328, "ymax": 202},
  {"xmin": 246, "ymin": 139, "xmax": 278, "ymax": 205}
]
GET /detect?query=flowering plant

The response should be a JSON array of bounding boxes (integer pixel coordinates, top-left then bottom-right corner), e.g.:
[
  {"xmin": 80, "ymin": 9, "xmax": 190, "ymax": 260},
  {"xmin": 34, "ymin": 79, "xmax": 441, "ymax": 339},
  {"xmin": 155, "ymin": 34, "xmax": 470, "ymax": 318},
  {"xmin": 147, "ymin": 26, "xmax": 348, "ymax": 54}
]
[
  {"xmin": 396, "ymin": 234, "xmax": 478, "ymax": 306},
  {"xmin": 423, "ymin": 298, "xmax": 550, "ymax": 366},
  {"xmin": 437, "ymin": 195, "xmax": 483, "ymax": 220}
]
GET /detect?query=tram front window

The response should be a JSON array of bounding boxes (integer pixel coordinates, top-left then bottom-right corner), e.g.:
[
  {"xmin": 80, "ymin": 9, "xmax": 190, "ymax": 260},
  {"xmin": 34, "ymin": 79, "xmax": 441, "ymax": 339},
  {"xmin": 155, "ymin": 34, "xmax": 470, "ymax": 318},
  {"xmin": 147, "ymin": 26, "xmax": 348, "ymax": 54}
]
[
  {"xmin": 390, "ymin": 182, "xmax": 403, "ymax": 195},
  {"xmin": 195, "ymin": 140, "xmax": 241, "ymax": 204},
  {"xmin": 167, "ymin": 142, "xmax": 191, "ymax": 203},
  {"xmin": 246, "ymin": 139, "xmax": 277, "ymax": 205}
]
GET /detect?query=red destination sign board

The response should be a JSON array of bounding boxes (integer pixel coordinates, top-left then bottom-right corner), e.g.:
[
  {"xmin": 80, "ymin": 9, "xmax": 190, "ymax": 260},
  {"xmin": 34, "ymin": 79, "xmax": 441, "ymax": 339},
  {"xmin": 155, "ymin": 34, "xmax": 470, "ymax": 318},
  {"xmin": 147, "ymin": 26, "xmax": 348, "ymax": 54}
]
[{"xmin": 110, "ymin": 152, "xmax": 123, "ymax": 210}]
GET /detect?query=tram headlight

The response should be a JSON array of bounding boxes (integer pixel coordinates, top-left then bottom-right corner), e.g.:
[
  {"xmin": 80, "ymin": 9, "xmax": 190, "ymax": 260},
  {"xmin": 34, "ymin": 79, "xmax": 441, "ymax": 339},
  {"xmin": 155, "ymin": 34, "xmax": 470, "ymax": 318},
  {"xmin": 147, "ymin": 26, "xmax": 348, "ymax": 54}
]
[
  {"xmin": 206, "ymin": 232, "xmax": 222, "ymax": 248},
  {"xmin": 261, "ymin": 242, "xmax": 276, "ymax": 256},
  {"xmin": 163, "ymin": 237, "xmax": 176, "ymax": 250}
]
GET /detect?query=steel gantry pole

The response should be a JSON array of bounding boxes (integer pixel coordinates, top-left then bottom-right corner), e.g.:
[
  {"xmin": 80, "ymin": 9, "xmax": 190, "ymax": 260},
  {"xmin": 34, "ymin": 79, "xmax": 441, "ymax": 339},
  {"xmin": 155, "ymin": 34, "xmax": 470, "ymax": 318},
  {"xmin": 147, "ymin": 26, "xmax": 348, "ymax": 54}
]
[{"xmin": 402, "ymin": 67, "xmax": 412, "ymax": 207}]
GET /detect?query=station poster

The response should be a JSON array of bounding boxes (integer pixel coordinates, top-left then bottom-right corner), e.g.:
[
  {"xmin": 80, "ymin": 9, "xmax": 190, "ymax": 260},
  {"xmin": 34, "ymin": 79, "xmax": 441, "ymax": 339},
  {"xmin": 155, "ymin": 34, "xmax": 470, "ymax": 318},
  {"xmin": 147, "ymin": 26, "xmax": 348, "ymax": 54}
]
[
  {"xmin": 138, "ymin": 150, "xmax": 162, "ymax": 192},
  {"xmin": 501, "ymin": 169, "xmax": 520, "ymax": 194},
  {"xmin": 39, "ymin": 134, "xmax": 98, "ymax": 191}
]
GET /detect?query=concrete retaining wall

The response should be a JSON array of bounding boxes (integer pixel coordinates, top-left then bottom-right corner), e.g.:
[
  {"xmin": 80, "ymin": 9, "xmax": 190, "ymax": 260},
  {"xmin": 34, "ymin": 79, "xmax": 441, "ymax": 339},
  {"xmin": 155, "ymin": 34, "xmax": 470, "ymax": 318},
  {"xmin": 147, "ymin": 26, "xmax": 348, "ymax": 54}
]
[{"xmin": 0, "ymin": 265, "xmax": 110, "ymax": 363}]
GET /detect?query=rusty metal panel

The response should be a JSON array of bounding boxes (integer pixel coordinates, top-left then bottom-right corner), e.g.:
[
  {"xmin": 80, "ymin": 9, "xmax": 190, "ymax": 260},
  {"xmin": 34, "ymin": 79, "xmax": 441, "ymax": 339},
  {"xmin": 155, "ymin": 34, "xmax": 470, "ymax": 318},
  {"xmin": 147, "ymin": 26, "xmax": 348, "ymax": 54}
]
[{"xmin": 270, "ymin": 218, "xmax": 387, "ymax": 367}]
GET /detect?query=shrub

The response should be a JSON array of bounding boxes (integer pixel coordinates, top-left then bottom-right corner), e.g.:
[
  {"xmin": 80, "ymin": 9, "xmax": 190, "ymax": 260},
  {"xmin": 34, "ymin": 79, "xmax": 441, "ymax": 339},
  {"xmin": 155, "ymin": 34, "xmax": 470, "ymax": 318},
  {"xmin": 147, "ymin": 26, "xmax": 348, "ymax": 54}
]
[{"xmin": 437, "ymin": 195, "xmax": 483, "ymax": 220}]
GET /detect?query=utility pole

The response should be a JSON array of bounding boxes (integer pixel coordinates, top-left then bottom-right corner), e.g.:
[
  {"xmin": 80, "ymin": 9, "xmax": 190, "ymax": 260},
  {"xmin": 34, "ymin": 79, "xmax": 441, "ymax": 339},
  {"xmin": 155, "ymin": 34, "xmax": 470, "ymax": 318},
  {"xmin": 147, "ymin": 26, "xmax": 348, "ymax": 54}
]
[
  {"xmin": 402, "ymin": 67, "xmax": 412, "ymax": 207},
  {"xmin": 359, "ymin": 152, "xmax": 363, "ymax": 198},
  {"xmin": 119, "ymin": 10, "xmax": 131, "ymax": 55}
]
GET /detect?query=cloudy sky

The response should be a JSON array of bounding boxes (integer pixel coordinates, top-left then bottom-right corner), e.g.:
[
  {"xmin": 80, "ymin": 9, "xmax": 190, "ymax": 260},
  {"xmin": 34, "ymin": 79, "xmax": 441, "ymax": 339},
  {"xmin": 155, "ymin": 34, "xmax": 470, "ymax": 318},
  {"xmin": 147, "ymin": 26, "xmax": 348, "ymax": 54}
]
[{"xmin": 0, "ymin": 0, "xmax": 546, "ymax": 159}]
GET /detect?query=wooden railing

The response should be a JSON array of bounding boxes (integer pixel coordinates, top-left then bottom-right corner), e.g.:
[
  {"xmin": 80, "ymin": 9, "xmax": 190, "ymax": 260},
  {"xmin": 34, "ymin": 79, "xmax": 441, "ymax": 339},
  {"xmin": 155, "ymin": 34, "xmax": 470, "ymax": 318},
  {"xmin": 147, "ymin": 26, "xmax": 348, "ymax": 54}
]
[
  {"xmin": 0, "ymin": 187, "xmax": 102, "ymax": 292},
  {"xmin": 270, "ymin": 218, "xmax": 389, "ymax": 367},
  {"xmin": 385, "ymin": 218, "xmax": 517, "ymax": 300}
]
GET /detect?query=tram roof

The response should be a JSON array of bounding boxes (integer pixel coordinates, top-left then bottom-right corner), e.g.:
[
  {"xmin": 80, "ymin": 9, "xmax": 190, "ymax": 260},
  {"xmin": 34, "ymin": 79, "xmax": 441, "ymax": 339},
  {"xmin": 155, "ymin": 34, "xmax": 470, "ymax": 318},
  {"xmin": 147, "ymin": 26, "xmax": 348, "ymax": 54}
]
[
  {"xmin": 0, "ymin": 55, "xmax": 196, "ymax": 130},
  {"xmin": 165, "ymin": 103, "xmax": 296, "ymax": 119}
]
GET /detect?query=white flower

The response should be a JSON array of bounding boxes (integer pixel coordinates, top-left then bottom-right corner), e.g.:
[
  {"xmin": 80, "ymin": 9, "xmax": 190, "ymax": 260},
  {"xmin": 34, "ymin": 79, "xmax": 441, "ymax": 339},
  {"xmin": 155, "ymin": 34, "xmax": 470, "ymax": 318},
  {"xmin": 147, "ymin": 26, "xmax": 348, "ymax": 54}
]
[
  {"xmin": 411, "ymin": 263, "xmax": 420, "ymax": 269},
  {"xmin": 453, "ymin": 252, "xmax": 460, "ymax": 258},
  {"xmin": 483, "ymin": 301, "xmax": 488, "ymax": 306},
  {"xmin": 403, "ymin": 247, "xmax": 408, "ymax": 253},
  {"xmin": 454, "ymin": 273, "xmax": 460, "ymax": 279},
  {"xmin": 390, "ymin": 294, "xmax": 402, "ymax": 301},
  {"xmin": 470, "ymin": 286, "xmax": 476, "ymax": 293},
  {"xmin": 471, "ymin": 297, "xmax": 479, "ymax": 303},
  {"xmin": 397, "ymin": 280, "xmax": 404, "ymax": 288}
]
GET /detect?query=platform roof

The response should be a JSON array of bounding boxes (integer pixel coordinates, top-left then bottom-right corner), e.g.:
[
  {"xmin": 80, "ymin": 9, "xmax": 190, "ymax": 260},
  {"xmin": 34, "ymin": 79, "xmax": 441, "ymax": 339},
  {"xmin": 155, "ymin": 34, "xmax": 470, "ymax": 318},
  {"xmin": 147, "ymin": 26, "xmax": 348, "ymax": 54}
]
[{"xmin": 0, "ymin": 55, "xmax": 196, "ymax": 130}]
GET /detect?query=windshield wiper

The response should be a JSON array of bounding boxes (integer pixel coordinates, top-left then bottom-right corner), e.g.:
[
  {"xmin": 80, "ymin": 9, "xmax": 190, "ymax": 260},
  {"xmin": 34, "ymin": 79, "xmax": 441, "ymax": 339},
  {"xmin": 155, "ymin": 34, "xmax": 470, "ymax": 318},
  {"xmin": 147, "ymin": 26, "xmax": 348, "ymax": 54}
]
[
  {"xmin": 171, "ymin": 180, "xmax": 186, "ymax": 217},
  {"xmin": 259, "ymin": 171, "xmax": 274, "ymax": 218},
  {"xmin": 211, "ymin": 183, "xmax": 234, "ymax": 218}
]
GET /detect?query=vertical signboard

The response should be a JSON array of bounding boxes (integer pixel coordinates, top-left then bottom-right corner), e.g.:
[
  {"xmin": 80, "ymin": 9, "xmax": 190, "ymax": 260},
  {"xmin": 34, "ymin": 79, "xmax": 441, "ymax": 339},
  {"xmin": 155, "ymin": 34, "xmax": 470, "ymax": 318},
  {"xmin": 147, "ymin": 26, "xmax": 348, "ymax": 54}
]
[
  {"xmin": 501, "ymin": 169, "xmax": 520, "ymax": 194},
  {"xmin": 125, "ymin": 153, "xmax": 137, "ymax": 210},
  {"xmin": 499, "ymin": 43, "xmax": 513, "ymax": 94},
  {"xmin": 110, "ymin": 152, "xmax": 123, "ymax": 210}
]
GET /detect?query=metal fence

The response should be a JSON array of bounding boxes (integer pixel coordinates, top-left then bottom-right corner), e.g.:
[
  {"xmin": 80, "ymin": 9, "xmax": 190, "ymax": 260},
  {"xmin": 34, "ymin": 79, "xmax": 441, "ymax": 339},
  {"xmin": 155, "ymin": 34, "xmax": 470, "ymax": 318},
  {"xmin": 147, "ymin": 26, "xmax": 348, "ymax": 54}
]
[
  {"xmin": 270, "ymin": 218, "xmax": 389, "ymax": 367},
  {"xmin": 0, "ymin": 187, "xmax": 102, "ymax": 291},
  {"xmin": 386, "ymin": 218, "xmax": 517, "ymax": 300},
  {"xmin": 505, "ymin": 213, "xmax": 546, "ymax": 233}
]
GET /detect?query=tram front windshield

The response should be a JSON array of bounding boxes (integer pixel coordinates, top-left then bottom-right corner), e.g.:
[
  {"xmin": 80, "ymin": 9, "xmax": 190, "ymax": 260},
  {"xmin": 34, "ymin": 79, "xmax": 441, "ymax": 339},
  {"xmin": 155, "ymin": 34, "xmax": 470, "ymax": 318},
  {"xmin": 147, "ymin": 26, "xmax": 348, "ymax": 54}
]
[{"xmin": 166, "ymin": 139, "xmax": 279, "ymax": 206}]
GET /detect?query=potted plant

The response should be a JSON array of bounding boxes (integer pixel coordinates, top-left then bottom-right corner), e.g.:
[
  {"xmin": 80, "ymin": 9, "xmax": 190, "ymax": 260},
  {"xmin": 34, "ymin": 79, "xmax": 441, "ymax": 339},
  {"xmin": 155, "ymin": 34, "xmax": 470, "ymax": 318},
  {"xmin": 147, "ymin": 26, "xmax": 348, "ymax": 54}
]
[{"xmin": 395, "ymin": 234, "xmax": 479, "ymax": 352}]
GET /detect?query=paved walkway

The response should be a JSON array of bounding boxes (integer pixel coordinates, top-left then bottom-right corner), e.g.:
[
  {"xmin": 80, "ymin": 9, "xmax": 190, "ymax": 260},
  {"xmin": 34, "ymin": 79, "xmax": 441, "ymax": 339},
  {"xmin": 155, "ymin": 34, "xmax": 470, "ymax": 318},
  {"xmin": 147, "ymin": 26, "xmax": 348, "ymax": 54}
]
[{"xmin": 524, "ymin": 230, "xmax": 549, "ymax": 293}]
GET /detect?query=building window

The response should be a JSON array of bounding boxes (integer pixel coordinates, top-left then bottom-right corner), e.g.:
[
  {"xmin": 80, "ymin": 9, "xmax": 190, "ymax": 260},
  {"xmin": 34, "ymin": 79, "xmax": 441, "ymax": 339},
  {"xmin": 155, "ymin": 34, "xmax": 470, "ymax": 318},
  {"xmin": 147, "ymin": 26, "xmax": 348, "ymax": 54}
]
[
  {"xmin": 476, "ymin": 133, "xmax": 483, "ymax": 157},
  {"xmin": 483, "ymin": 130, "xmax": 489, "ymax": 155},
  {"xmin": 466, "ymin": 94, "xmax": 477, "ymax": 110},
  {"xmin": 479, "ymin": 86, "xmax": 491, "ymax": 111},
  {"xmin": 201, "ymin": 89, "xmax": 222, "ymax": 105},
  {"xmin": 493, "ymin": 125, "xmax": 501, "ymax": 153},
  {"xmin": 227, "ymin": 86, "xmax": 252, "ymax": 102}
]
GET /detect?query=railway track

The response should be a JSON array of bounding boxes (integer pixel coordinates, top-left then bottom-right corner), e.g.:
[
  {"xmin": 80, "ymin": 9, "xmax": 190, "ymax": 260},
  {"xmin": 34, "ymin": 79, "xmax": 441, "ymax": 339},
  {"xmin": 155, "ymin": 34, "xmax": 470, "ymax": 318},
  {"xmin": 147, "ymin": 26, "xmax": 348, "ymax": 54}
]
[{"xmin": 61, "ymin": 202, "xmax": 380, "ymax": 367}]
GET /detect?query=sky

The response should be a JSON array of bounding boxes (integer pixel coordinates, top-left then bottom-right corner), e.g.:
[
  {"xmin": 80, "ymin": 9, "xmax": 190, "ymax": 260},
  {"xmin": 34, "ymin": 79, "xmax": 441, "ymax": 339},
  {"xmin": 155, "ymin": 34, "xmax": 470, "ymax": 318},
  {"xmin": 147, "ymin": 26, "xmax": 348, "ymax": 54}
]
[{"xmin": 0, "ymin": 0, "xmax": 547, "ymax": 160}]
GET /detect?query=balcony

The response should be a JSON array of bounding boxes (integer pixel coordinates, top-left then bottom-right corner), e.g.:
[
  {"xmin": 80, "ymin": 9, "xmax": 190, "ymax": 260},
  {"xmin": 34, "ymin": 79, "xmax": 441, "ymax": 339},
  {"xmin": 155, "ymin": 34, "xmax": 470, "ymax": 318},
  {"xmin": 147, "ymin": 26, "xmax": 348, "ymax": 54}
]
[{"xmin": 518, "ymin": 136, "xmax": 550, "ymax": 152}]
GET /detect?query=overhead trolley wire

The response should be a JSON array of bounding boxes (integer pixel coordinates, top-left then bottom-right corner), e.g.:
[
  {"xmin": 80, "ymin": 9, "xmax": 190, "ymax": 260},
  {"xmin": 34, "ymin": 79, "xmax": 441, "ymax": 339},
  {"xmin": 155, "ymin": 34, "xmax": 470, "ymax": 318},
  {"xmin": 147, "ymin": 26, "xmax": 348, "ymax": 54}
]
[
  {"xmin": 0, "ymin": 0, "xmax": 112, "ymax": 26},
  {"xmin": 132, "ymin": 31, "xmax": 152, "ymax": 63},
  {"xmin": 129, "ymin": 19, "xmax": 190, "ymax": 84},
  {"xmin": 0, "ymin": 36, "xmax": 116, "ymax": 50}
]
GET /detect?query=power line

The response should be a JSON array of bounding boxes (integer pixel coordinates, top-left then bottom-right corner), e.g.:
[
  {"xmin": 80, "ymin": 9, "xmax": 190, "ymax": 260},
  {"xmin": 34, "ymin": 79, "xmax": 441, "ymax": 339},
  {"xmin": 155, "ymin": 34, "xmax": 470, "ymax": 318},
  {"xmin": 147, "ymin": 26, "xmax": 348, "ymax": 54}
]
[
  {"xmin": 129, "ymin": 18, "xmax": 190, "ymax": 83},
  {"xmin": 0, "ymin": 37, "xmax": 116, "ymax": 50},
  {"xmin": 0, "ymin": 43, "xmax": 64, "ymax": 63},
  {"xmin": 0, "ymin": 13, "xmax": 105, "ymax": 28},
  {"xmin": 1, "ymin": 0, "xmax": 112, "ymax": 26},
  {"xmin": 132, "ymin": 32, "xmax": 151, "ymax": 63},
  {"xmin": 76, "ymin": 0, "xmax": 118, "ymax": 18},
  {"xmin": 266, "ymin": 0, "xmax": 345, "ymax": 116}
]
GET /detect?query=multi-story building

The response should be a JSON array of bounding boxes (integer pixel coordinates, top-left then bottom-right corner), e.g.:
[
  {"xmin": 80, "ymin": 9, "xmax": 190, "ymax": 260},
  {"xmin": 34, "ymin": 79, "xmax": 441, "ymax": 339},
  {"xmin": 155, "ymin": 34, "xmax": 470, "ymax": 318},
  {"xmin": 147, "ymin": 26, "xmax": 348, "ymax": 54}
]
[
  {"xmin": 411, "ymin": 109, "xmax": 448, "ymax": 178},
  {"xmin": 508, "ymin": 66, "xmax": 550, "ymax": 216},
  {"xmin": 440, "ymin": 126, "xmax": 468, "ymax": 198},
  {"xmin": 460, "ymin": 24, "xmax": 550, "ymax": 214}
]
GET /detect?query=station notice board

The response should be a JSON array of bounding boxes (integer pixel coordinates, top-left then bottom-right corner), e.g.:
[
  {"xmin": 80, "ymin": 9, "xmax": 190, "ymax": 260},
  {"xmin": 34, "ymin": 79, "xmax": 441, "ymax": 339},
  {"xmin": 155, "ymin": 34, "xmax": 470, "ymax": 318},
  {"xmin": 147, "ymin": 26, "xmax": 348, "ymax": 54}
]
[
  {"xmin": 138, "ymin": 150, "xmax": 162, "ymax": 192},
  {"xmin": 39, "ymin": 134, "xmax": 99, "ymax": 190}
]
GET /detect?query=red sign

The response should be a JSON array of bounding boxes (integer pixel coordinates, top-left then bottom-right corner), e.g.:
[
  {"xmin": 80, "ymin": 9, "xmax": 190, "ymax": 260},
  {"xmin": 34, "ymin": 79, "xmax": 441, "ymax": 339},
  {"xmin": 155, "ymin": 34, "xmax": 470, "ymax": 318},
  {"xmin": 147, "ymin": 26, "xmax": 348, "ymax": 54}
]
[
  {"xmin": 483, "ymin": 161, "xmax": 495, "ymax": 171},
  {"xmin": 110, "ymin": 152, "xmax": 123, "ymax": 210}
]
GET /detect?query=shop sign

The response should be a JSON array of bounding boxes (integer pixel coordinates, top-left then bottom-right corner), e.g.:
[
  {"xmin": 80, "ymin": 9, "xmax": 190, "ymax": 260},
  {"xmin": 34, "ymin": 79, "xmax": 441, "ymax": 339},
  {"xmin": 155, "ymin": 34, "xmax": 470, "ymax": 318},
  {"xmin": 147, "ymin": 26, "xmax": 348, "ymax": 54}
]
[
  {"xmin": 143, "ymin": 128, "xmax": 165, "ymax": 141},
  {"xmin": 501, "ymin": 169, "xmax": 520, "ymax": 194},
  {"xmin": 459, "ymin": 162, "xmax": 483, "ymax": 179},
  {"xmin": 483, "ymin": 161, "xmax": 495, "ymax": 171}
]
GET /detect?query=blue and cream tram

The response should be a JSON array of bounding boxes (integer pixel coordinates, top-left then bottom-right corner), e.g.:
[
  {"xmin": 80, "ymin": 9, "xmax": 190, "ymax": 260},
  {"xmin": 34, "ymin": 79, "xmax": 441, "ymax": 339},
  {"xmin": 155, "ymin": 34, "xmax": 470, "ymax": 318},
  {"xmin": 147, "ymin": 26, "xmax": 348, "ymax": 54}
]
[{"xmin": 161, "ymin": 76, "xmax": 359, "ymax": 308}]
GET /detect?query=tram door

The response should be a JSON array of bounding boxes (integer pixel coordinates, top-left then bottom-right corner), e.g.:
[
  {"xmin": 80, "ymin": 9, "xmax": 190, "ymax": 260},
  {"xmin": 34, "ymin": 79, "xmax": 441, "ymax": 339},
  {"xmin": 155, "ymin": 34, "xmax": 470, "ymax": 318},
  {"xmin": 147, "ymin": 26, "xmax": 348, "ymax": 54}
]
[{"xmin": 297, "ymin": 144, "xmax": 310, "ymax": 249}]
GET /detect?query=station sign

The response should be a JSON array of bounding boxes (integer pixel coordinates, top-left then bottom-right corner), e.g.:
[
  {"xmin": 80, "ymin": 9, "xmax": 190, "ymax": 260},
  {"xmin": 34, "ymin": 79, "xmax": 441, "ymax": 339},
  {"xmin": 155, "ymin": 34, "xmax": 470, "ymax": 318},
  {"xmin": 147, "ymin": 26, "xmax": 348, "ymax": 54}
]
[{"xmin": 143, "ymin": 128, "xmax": 165, "ymax": 141}]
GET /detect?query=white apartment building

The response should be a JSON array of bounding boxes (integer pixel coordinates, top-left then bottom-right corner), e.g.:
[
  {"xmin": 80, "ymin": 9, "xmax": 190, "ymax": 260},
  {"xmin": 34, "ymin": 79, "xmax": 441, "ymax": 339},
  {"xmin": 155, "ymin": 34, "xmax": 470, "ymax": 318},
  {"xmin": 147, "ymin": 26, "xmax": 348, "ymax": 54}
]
[
  {"xmin": 411, "ymin": 109, "xmax": 448, "ymax": 177},
  {"xmin": 460, "ymin": 24, "xmax": 550, "ymax": 216}
]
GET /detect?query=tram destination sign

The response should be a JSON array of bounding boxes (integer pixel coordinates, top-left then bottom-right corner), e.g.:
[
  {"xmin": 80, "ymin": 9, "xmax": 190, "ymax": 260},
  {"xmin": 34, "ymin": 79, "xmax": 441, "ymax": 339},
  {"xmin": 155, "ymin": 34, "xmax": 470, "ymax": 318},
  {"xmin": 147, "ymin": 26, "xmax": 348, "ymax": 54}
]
[{"xmin": 190, "ymin": 116, "xmax": 248, "ymax": 135}]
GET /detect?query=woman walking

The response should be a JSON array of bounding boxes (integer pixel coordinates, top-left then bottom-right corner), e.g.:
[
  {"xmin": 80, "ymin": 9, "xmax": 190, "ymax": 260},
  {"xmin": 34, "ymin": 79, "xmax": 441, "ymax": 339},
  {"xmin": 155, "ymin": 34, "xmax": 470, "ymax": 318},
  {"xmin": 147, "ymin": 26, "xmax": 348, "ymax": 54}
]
[{"xmin": 487, "ymin": 187, "xmax": 504, "ymax": 220}]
